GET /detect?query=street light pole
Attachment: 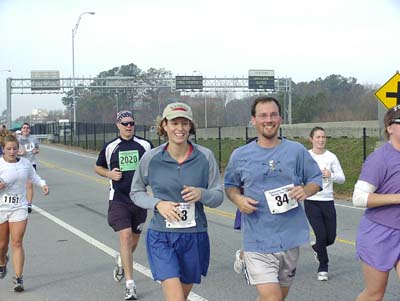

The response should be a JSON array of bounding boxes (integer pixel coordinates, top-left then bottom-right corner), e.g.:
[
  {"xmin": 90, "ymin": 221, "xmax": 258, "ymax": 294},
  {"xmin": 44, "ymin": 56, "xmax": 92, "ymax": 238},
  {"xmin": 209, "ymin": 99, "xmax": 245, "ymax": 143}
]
[
  {"xmin": 0, "ymin": 70, "xmax": 11, "ymax": 128},
  {"xmin": 72, "ymin": 11, "xmax": 95, "ymax": 132}
]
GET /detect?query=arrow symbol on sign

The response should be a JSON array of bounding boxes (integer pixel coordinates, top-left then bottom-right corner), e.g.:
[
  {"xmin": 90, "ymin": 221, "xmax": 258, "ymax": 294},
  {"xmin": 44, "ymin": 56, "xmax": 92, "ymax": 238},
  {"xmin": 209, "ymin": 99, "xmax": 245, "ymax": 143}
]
[{"xmin": 386, "ymin": 82, "xmax": 400, "ymax": 105}]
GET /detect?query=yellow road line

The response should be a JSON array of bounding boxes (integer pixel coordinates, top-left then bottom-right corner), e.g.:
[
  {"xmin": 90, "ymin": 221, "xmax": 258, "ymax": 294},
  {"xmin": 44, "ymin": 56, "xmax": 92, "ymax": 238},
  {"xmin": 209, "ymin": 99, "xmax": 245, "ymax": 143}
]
[
  {"xmin": 205, "ymin": 207, "xmax": 236, "ymax": 218},
  {"xmin": 39, "ymin": 159, "xmax": 356, "ymax": 247},
  {"xmin": 336, "ymin": 237, "xmax": 356, "ymax": 246},
  {"xmin": 310, "ymin": 232, "xmax": 355, "ymax": 246},
  {"xmin": 39, "ymin": 160, "xmax": 109, "ymax": 185}
]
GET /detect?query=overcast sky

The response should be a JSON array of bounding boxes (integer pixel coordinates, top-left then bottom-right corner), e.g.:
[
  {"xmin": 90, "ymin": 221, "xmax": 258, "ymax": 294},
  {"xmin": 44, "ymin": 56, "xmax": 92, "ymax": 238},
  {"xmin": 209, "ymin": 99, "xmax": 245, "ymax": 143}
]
[{"xmin": 1, "ymin": 0, "xmax": 399, "ymax": 119}]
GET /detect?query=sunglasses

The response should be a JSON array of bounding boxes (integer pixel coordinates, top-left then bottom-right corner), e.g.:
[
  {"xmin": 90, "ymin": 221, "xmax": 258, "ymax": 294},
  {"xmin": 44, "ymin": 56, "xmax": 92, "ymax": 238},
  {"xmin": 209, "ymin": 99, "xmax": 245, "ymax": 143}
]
[
  {"xmin": 389, "ymin": 118, "xmax": 400, "ymax": 125},
  {"xmin": 120, "ymin": 121, "xmax": 135, "ymax": 127}
]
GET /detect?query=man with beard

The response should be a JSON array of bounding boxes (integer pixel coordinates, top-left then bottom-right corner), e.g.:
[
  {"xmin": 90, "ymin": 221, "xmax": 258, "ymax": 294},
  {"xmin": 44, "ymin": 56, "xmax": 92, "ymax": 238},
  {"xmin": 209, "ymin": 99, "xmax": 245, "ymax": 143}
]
[{"xmin": 224, "ymin": 96, "xmax": 322, "ymax": 301}]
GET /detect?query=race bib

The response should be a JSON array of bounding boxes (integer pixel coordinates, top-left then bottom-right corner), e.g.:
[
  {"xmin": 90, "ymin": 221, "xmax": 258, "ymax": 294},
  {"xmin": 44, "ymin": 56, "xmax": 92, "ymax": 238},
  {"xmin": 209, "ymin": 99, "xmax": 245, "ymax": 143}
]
[
  {"xmin": 264, "ymin": 184, "xmax": 298, "ymax": 214},
  {"xmin": 1, "ymin": 193, "xmax": 21, "ymax": 205},
  {"xmin": 166, "ymin": 203, "xmax": 196, "ymax": 229},
  {"xmin": 24, "ymin": 142, "xmax": 35, "ymax": 152},
  {"xmin": 118, "ymin": 150, "xmax": 139, "ymax": 171}
]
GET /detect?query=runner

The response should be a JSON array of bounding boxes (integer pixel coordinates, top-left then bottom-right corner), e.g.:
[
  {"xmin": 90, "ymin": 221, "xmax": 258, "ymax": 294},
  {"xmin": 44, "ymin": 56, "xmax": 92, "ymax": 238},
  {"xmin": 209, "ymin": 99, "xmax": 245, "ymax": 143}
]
[
  {"xmin": 95, "ymin": 110, "xmax": 152, "ymax": 300},
  {"xmin": 17, "ymin": 123, "xmax": 40, "ymax": 214},
  {"xmin": 224, "ymin": 96, "xmax": 322, "ymax": 301},
  {"xmin": 0, "ymin": 134, "xmax": 49, "ymax": 292},
  {"xmin": 130, "ymin": 102, "xmax": 224, "ymax": 301},
  {"xmin": 233, "ymin": 136, "xmax": 257, "ymax": 274},
  {"xmin": 352, "ymin": 105, "xmax": 400, "ymax": 300},
  {"xmin": 305, "ymin": 126, "xmax": 345, "ymax": 281}
]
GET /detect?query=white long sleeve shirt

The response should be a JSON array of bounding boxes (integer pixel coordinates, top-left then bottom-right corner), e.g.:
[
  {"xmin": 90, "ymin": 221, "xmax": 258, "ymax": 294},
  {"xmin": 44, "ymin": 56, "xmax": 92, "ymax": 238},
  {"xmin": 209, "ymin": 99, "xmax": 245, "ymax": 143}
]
[
  {"xmin": 307, "ymin": 149, "xmax": 345, "ymax": 201},
  {"xmin": 0, "ymin": 157, "xmax": 46, "ymax": 211}
]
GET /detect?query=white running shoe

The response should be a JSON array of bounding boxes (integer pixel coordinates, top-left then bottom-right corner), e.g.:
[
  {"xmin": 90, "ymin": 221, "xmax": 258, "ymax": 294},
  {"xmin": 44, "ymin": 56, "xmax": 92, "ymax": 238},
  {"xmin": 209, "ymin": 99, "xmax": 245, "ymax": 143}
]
[
  {"xmin": 317, "ymin": 271, "xmax": 328, "ymax": 281},
  {"xmin": 233, "ymin": 250, "xmax": 245, "ymax": 274},
  {"xmin": 13, "ymin": 276, "xmax": 24, "ymax": 292},
  {"xmin": 311, "ymin": 244, "xmax": 319, "ymax": 264},
  {"xmin": 113, "ymin": 255, "xmax": 124, "ymax": 282},
  {"xmin": 124, "ymin": 285, "xmax": 137, "ymax": 300}
]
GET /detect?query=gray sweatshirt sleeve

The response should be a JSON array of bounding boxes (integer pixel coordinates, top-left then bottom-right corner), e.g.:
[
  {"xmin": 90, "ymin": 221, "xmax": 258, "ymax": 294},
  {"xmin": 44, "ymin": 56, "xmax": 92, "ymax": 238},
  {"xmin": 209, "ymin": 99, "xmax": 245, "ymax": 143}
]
[
  {"xmin": 199, "ymin": 149, "xmax": 224, "ymax": 208},
  {"xmin": 130, "ymin": 152, "xmax": 160, "ymax": 210}
]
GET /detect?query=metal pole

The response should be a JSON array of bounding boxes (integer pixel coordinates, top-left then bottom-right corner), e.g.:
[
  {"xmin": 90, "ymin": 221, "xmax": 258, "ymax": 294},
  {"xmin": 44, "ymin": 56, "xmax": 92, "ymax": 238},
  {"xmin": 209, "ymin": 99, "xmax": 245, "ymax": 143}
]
[
  {"xmin": 288, "ymin": 77, "xmax": 292, "ymax": 124},
  {"xmin": 72, "ymin": 28, "xmax": 76, "ymax": 132},
  {"xmin": 72, "ymin": 12, "xmax": 95, "ymax": 133},
  {"xmin": 6, "ymin": 77, "xmax": 11, "ymax": 129},
  {"xmin": 1, "ymin": 70, "xmax": 11, "ymax": 128},
  {"xmin": 204, "ymin": 95, "xmax": 208, "ymax": 128},
  {"xmin": 115, "ymin": 92, "xmax": 119, "ymax": 113},
  {"xmin": 363, "ymin": 127, "xmax": 367, "ymax": 162}
]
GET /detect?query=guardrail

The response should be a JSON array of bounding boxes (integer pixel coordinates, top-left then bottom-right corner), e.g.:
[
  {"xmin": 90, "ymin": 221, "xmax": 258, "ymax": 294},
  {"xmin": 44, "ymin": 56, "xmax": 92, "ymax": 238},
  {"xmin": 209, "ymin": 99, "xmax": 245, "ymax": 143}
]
[{"xmin": 33, "ymin": 134, "xmax": 50, "ymax": 143}]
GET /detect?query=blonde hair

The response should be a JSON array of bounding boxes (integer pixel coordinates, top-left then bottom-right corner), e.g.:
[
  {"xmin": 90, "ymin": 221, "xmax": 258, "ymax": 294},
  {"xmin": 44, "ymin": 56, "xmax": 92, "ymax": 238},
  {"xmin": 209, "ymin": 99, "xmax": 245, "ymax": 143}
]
[{"xmin": 1, "ymin": 134, "xmax": 18, "ymax": 148}]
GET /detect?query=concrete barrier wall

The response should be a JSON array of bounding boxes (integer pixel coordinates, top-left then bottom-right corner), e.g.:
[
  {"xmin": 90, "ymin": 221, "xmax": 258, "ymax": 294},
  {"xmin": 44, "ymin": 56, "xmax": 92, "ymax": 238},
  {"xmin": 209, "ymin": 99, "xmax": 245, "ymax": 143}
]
[
  {"xmin": 144, "ymin": 120, "xmax": 380, "ymax": 140},
  {"xmin": 49, "ymin": 120, "xmax": 381, "ymax": 144}
]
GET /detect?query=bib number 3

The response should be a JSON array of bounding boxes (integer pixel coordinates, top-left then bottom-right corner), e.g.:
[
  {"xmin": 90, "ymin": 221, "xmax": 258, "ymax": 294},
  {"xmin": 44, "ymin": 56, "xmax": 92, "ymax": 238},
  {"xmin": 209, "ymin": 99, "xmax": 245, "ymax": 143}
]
[
  {"xmin": 264, "ymin": 184, "xmax": 298, "ymax": 214},
  {"xmin": 166, "ymin": 203, "xmax": 196, "ymax": 229}
]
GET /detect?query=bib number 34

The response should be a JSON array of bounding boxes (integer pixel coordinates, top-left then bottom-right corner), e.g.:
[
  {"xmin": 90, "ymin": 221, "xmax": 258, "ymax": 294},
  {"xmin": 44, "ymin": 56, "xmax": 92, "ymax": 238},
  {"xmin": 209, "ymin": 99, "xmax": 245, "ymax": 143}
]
[{"xmin": 264, "ymin": 184, "xmax": 298, "ymax": 214}]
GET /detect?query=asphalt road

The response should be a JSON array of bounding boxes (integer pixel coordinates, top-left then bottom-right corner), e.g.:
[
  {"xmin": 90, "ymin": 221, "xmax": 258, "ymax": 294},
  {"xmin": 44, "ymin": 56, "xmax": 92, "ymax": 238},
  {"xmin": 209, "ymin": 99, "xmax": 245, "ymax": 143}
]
[{"xmin": 0, "ymin": 144, "xmax": 398, "ymax": 301}]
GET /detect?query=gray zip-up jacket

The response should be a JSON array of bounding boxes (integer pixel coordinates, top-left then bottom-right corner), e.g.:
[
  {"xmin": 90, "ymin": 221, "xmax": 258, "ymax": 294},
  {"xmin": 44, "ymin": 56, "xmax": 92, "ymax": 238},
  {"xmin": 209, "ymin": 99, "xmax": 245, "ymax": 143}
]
[{"xmin": 130, "ymin": 142, "xmax": 223, "ymax": 233}]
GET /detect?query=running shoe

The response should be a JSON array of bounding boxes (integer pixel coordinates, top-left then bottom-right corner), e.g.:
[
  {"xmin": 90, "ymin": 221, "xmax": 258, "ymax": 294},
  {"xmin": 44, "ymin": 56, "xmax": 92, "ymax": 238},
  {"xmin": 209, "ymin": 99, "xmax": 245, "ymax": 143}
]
[
  {"xmin": 311, "ymin": 244, "xmax": 319, "ymax": 264},
  {"xmin": 317, "ymin": 271, "xmax": 328, "ymax": 281},
  {"xmin": 13, "ymin": 276, "xmax": 24, "ymax": 292},
  {"xmin": 0, "ymin": 255, "xmax": 8, "ymax": 279},
  {"xmin": 233, "ymin": 249, "xmax": 245, "ymax": 274},
  {"xmin": 27, "ymin": 204, "xmax": 32, "ymax": 214},
  {"xmin": 124, "ymin": 285, "xmax": 137, "ymax": 300},
  {"xmin": 113, "ymin": 265, "xmax": 124, "ymax": 282},
  {"xmin": 113, "ymin": 255, "xmax": 124, "ymax": 282}
]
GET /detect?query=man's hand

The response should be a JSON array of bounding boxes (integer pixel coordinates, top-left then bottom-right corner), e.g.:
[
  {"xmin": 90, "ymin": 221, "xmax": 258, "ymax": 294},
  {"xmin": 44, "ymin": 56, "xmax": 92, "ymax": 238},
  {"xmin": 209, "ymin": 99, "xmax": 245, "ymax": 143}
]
[
  {"xmin": 238, "ymin": 196, "xmax": 259, "ymax": 214},
  {"xmin": 107, "ymin": 168, "xmax": 122, "ymax": 181},
  {"xmin": 288, "ymin": 186, "xmax": 308, "ymax": 202}
]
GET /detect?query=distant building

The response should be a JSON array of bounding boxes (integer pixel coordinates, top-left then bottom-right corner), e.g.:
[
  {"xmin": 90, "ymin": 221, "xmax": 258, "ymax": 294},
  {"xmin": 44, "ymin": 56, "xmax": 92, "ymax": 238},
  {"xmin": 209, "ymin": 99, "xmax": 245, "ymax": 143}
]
[{"xmin": 30, "ymin": 108, "xmax": 49, "ymax": 124}]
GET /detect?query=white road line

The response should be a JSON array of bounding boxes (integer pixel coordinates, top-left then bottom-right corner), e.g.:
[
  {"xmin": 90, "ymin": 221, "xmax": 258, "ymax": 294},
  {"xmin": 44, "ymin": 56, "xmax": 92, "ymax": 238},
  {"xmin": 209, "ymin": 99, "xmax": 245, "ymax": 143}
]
[
  {"xmin": 335, "ymin": 203, "xmax": 365, "ymax": 210},
  {"xmin": 33, "ymin": 204, "xmax": 208, "ymax": 301},
  {"xmin": 41, "ymin": 144, "xmax": 97, "ymax": 159}
]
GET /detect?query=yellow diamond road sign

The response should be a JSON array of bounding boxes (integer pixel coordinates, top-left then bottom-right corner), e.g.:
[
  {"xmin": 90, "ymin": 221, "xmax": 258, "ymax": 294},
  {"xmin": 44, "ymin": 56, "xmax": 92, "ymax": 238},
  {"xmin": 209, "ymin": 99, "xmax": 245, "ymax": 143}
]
[{"xmin": 375, "ymin": 72, "xmax": 400, "ymax": 109}]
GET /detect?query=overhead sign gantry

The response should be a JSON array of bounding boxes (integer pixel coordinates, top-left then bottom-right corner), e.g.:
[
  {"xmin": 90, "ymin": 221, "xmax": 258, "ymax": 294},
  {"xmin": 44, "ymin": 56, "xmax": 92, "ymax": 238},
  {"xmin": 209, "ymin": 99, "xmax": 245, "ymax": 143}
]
[
  {"xmin": 6, "ymin": 70, "xmax": 292, "ymax": 128},
  {"xmin": 248, "ymin": 69, "xmax": 275, "ymax": 90}
]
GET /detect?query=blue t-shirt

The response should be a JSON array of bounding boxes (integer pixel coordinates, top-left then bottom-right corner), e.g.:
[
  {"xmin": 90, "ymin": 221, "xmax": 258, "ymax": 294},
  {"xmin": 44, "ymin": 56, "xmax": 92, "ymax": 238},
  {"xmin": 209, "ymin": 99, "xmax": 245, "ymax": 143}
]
[{"xmin": 224, "ymin": 139, "xmax": 322, "ymax": 253}]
